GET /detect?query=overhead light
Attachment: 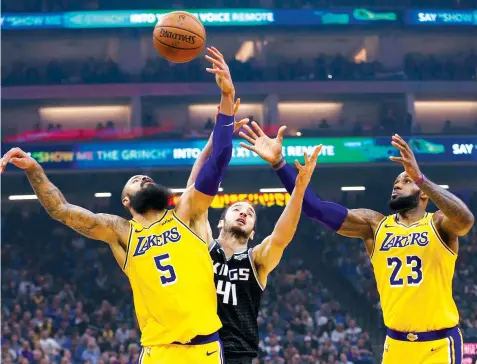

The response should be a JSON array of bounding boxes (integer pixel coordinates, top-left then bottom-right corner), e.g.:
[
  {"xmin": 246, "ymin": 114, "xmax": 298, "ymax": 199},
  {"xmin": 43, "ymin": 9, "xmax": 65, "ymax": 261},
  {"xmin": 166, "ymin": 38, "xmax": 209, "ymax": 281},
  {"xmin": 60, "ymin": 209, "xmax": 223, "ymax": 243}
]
[
  {"xmin": 95, "ymin": 192, "xmax": 112, "ymax": 198},
  {"xmin": 170, "ymin": 188, "xmax": 187, "ymax": 193},
  {"xmin": 170, "ymin": 187, "xmax": 223, "ymax": 193},
  {"xmin": 8, "ymin": 195, "xmax": 38, "ymax": 200},
  {"xmin": 259, "ymin": 188, "xmax": 287, "ymax": 193},
  {"xmin": 341, "ymin": 186, "xmax": 366, "ymax": 191},
  {"xmin": 439, "ymin": 185, "xmax": 449, "ymax": 189},
  {"xmin": 235, "ymin": 40, "xmax": 255, "ymax": 63}
]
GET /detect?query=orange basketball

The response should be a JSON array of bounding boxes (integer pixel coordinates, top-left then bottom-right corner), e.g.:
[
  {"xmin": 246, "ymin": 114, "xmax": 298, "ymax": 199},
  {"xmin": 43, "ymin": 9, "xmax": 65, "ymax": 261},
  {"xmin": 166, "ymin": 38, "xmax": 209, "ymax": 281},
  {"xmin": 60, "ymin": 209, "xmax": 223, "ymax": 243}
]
[{"xmin": 153, "ymin": 11, "xmax": 206, "ymax": 63}]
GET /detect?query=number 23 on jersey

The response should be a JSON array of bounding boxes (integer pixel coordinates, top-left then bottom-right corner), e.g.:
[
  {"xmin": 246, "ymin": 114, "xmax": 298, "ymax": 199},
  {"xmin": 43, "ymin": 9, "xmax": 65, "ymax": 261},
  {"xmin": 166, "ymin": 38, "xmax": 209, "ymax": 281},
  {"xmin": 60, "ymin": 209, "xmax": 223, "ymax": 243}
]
[{"xmin": 387, "ymin": 255, "xmax": 423, "ymax": 287}]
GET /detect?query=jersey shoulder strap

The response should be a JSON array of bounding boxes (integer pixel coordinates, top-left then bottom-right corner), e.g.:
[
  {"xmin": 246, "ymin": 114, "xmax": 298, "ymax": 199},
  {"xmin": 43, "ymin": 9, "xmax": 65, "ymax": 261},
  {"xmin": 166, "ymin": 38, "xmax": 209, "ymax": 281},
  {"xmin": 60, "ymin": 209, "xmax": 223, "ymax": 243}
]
[{"xmin": 248, "ymin": 248, "xmax": 265, "ymax": 291}]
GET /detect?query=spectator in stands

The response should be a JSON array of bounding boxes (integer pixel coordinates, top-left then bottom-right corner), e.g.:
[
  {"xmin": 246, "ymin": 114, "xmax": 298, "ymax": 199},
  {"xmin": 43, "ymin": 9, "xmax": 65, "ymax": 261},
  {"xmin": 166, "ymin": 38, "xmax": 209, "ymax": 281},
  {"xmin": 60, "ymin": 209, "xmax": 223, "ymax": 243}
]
[
  {"xmin": 319, "ymin": 119, "xmax": 330, "ymax": 129},
  {"xmin": 204, "ymin": 117, "xmax": 214, "ymax": 133},
  {"xmin": 443, "ymin": 119, "xmax": 453, "ymax": 133}
]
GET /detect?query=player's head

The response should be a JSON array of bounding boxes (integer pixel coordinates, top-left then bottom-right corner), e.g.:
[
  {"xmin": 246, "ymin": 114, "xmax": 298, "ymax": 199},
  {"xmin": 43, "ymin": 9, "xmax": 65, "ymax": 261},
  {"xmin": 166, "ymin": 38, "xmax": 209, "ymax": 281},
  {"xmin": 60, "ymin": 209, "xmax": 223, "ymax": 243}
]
[
  {"xmin": 218, "ymin": 201, "xmax": 256, "ymax": 241},
  {"xmin": 388, "ymin": 172, "xmax": 428, "ymax": 212},
  {"xmin": 121, "ymin": 175, "xmax": 171, "ymax": 215}
]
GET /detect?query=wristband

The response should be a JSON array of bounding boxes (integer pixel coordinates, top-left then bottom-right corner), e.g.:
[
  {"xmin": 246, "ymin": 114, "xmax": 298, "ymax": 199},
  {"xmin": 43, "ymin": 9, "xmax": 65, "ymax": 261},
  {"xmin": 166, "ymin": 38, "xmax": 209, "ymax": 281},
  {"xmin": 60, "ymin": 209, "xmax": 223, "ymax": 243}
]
[
  {"xmin": 415, "ymin": 174, "xmax": 425, "ymax": 185},
  {"xmin": 272, "ymin": 157, "xmax": 286, "ymax": 171}
]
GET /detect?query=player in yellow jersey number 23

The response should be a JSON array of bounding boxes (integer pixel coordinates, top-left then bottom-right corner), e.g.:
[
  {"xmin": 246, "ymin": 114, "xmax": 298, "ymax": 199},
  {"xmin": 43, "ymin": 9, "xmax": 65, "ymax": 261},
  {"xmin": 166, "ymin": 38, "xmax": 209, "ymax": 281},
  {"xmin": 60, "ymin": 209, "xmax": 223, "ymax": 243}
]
[{"xmin": 240, "ymin": 124, "xmax": 474, "ymax": 364}]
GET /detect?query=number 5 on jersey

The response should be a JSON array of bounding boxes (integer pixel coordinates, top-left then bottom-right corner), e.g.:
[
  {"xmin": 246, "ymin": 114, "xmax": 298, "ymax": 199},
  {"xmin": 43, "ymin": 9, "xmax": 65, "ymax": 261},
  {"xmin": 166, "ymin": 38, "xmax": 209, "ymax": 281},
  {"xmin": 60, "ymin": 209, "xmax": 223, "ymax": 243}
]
[{"xmin": 154, "ymin": 254, "xmax": 177, "ymax": 286}]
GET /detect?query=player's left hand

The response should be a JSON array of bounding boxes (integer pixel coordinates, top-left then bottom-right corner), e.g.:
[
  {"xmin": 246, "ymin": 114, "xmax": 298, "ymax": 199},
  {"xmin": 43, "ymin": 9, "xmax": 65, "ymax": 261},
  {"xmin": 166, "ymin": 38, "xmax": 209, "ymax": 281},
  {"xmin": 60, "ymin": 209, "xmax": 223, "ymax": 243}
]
[
  {"xmin": 205, "ymin": 47, "xmax": 234, "ymax": 95},
  {"xmin": 390, "ymin": 134, "xmax": 422, "ymax": 182},
  {"xmin": 295, "ymin": 145, "xmax": 322, "ymax": 193}
]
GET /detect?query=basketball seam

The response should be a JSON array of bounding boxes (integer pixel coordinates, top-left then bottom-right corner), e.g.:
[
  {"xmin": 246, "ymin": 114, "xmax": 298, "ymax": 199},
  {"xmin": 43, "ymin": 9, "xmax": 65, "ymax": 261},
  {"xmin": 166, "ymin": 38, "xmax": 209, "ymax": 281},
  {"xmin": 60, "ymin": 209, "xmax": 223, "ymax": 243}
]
[
  {"xmin": 158, "ymin": 11, "xmax": 206, "ymax": 33},
  {"xmin": 155, "ymin": 25, "xmax": 205, "ymax": 41},
  {"xmin": 153, "ymin": 35, "xmax": 204, "ymax": 51}
]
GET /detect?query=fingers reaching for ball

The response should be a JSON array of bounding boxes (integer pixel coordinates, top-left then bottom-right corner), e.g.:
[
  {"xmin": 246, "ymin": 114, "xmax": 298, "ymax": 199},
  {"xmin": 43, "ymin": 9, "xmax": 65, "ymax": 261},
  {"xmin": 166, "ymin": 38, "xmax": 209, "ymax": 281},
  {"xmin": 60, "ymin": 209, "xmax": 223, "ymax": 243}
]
[{"xmin": 205, "ymin": 47, "xmax": 234, "ymax": 95}]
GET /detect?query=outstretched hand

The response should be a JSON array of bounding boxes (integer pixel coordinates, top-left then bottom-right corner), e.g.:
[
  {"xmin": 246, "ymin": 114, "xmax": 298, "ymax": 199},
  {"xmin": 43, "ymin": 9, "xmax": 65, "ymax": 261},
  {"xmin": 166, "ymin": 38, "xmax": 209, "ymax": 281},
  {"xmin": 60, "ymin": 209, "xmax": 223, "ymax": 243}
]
[
  {"xmin": 0, "ymin": 147, "xmax": 37, "ymax": 173},
  {"xmin": 239, "ymin": 121, "xmax": 287, "ymax": 165},
  {"xmin": 389, "ymin": 134, "xmax": 422, "ymax": 182},
  {"xmin": 295, "ymin": 145, "xmax": 322, "ymax": 192},
  {"xmin": 205, "ymin": 46, "xmax": 234, "ymax": 95}
]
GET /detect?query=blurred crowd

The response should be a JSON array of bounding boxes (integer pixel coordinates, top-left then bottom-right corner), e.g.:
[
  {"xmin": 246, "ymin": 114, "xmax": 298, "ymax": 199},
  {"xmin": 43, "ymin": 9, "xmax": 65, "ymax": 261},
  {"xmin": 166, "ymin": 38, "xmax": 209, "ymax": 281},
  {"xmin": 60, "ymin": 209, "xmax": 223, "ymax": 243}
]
[
  {"xmin": 1, "ymin": 202, "xmax": 375, "ymax": 364},
  {"xmin": 3, "ymin": 52, "xmax": 477, "ymax": 87},
  {"xmin": 3, "ymin": 0, "xmax": 475, "ymax": 11}
]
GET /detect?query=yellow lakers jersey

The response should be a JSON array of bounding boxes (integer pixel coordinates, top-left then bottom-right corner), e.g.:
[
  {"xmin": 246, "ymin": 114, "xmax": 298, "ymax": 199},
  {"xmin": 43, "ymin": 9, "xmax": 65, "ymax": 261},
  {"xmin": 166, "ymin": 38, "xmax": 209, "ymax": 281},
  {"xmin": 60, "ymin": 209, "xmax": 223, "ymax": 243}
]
[
  {"xmin": 371, "ymin": 212, "xmax": 459, "ymax": 332},
  {"xmin": 123, "ymin": 209, "xmax": 221, "ymax": 346}
]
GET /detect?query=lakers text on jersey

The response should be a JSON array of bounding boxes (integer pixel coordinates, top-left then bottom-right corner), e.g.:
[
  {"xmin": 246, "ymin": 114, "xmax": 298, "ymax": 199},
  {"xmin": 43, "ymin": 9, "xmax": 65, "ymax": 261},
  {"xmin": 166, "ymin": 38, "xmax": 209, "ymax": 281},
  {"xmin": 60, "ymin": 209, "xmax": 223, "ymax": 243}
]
[
  {"xmin": 210, "ymin": 241, "xmax": 264, "ymax": 362},
  {"xmin": 123, "ymin": 210, "xmax": 222, "ymax": 347}
]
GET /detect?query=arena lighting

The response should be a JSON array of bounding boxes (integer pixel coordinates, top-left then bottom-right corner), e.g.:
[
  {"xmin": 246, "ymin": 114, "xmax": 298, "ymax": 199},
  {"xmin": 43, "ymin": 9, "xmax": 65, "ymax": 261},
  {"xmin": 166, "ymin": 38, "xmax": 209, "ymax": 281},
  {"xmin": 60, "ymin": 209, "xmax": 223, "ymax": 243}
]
[
  {"xmin": 39, "ymin": 105, "xmax": 130, "ymax": 118},
  {"xmin": 94, "ymin": 192, "xmax": 112, "ymax": 198},
  {"xmin": 439, "ymin": 185, "xmax": 449, "ymax": 189},
  {"xmin": 414, "ymin": 101, "xmax": 477, "ymax": 108},
  {"xmin": 278, "ymin": 102, "xmax": 342, "ymax": 110},
  {"xmin": 235, "ymin": 41, "xmax": 255, "ymax": 62},
  {"xmin": 170, "ymin": 188, "xmax": 224, "ymax": 193},
  {"xmin": 341, "ymin": 186, "xmax": 366, "ymax": 191},
  {"xmin": 8, "ymin": 195, "xmax": 38, "ymax": 200},
  {"xmin": 259, "ymin": 188, "xmax": 287, "ymax": 193}
]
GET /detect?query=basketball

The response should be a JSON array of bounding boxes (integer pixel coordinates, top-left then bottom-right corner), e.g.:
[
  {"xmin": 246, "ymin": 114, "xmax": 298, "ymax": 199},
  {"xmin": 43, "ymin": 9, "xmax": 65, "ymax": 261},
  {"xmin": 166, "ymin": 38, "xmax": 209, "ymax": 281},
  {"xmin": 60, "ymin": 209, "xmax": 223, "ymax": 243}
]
[{"xmin": 153, "ymin": 11, "xmax": 206, "ymax": 63}]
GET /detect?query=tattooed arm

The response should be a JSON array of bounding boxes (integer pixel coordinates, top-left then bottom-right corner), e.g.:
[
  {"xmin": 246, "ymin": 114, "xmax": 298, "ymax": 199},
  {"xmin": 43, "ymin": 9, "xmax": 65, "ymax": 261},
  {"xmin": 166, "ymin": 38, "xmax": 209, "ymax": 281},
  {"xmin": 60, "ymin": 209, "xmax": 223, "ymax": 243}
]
[
  {"xmin": 337, "ymin": 209, "xmax": 384, "ymax": 254},
  {"xmin": 0, "ymin": 147, "xmax": 129, "ymax": 245},
  {"xmin": 26, "ymin": 165, "xmax": 130, "ymax": 244},
  {"xmin": 389, "ymin": 134, "xmax": 474, "ymax": 237},
  {"xmin": 418, "ymin": 178, "xmax": 474, "ymax": 236}
]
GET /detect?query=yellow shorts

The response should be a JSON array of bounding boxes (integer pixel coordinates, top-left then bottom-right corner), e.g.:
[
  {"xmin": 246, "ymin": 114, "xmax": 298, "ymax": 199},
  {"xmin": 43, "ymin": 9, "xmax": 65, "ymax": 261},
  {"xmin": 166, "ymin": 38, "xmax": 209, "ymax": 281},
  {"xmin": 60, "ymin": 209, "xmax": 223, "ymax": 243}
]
[
  {"xmin": 139, "ymin": 333, "xmax": 224, "ymax": 364},
  {"xmin": 382, "ymin": 326, "xmax": 463, "ymax": 364}
]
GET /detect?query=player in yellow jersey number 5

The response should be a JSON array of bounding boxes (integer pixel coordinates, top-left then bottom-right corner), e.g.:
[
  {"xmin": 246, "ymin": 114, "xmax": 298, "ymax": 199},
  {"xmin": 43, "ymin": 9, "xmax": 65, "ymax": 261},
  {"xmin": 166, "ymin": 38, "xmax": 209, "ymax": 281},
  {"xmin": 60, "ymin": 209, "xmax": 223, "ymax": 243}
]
[
  {"xmin": 240, "ymin": 123, "xmax": 474, "ymax": 364},
  {"xmin": 0, "ymin": 47, "xmax": 245, "ymax": 364}
]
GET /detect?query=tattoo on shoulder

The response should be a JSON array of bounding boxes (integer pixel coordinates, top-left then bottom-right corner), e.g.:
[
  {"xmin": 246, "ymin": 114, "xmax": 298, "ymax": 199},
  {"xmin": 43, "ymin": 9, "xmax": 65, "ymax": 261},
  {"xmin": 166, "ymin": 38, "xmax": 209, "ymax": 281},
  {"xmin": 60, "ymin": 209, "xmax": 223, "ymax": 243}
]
[
  {"xmin": 351, "ymin": 209, "xmax": 384, "ymax": 222},
  {"xmin": 97, "ymin": 213, "xmax": 130, "ymax": 234},
  {"xmin": 338, "ymin": 208, "xmax": 384, "ymax": 239}
]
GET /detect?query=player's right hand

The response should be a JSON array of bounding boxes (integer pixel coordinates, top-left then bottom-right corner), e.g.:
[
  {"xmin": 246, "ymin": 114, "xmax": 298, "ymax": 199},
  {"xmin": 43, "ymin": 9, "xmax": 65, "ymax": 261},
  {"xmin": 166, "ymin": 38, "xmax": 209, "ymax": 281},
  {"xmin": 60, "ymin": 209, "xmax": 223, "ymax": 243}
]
[
  {"xmin": 205, "ymin": 46, "xmax": 234, "ymax": 95},
  {"xmin": 0, "ymin": 147, "xmax": 36, "ymax": 173},
  {"xmin": 239, "ymin": 122, "xmax": 287, "ymax": 165}
]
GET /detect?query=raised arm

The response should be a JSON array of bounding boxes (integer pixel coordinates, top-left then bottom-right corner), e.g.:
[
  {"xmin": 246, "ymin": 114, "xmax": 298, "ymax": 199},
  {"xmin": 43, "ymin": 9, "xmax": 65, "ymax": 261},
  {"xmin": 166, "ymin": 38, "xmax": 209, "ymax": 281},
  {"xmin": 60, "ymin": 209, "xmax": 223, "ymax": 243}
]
[
  {"xmin": 186, "ymin": 100, "xmax": 247, "ymax": 189},
  {"xmin": 239, "ymin": 122, "xmax": 384, "ymax": 246},
  {"xmin": 0, "ymin": 148, "xmax": 129, "ymax": 245},
  {"xmin": 390, "ymin": 134, "xmax": 474, "ymax": 236},
  {"xmin": 175, "ymin": 47, "xmax": 235, "ymax": 226},
  {"xmin": 252, "ymin": 146, "xmax": 321, "ymax": 287}
]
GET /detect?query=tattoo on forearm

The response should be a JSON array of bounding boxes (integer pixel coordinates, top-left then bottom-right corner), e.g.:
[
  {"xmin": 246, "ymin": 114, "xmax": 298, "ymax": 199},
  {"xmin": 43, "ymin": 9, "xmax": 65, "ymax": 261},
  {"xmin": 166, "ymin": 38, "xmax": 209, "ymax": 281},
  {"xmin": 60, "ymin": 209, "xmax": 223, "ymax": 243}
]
[
  {"xmin": 26, "ymin": 166, "xmax": 67, "ymax": 220},
  {"xmin": 419, "ymin": 178, "xmax": 474, "ymax": 229},
  {"xmin": 26, "ymin": 165, "xmax": 127, "ymax": 240}
]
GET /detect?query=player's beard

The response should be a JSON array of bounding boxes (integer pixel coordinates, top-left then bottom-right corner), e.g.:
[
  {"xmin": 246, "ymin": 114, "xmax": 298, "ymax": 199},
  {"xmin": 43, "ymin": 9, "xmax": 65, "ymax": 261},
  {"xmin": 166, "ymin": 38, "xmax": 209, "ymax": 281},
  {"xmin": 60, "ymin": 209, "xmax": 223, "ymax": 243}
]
[
  {"xmin": 225, "ymin": 223, "xmax": 253, "ymax": 242},
  {"xmin": 388, "ymin": 191, "xmax": 420, "ymax": 212},
  {"xmin": 129, "ymin": 183, "xmax": 171, "ymax": 214}
]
